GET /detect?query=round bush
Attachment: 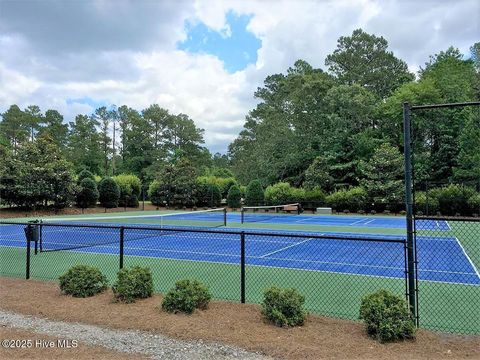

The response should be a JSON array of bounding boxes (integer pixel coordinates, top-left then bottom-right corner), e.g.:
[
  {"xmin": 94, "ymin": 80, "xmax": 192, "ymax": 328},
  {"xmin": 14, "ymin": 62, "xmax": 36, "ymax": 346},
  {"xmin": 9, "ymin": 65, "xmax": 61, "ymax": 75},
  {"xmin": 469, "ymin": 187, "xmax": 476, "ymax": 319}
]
[
  {"xmin": 112, "ymin": 266, "xmax": 154, "ymax": 303},
  {"xmin": 77, "ymin": 169, "xmax": 95, "ymax": 183},
  {"xmin": 113, "ymin": 174, "xmax": 142, "ymax": 208},
  {"xmin": 227, "ymin": 184, "xmax": 242, "ymax": 209},
  {"xmin": 359, "ymin": 289, "xmax": 415, "ymax": 342},
  {"xmin": 161, "ymin": 279, "xmax": 212, "ymax": 314},
  {"xmin": 76, "ymin": 178, "xmax": 99, "ymax": 208},
  {"xmin": 261, "ymin": 286, "xmax": 307, "ymax": 327},
  {"xmin": 58, "ymin": 265, "xmax": 108, "ymax": 298},
  {"xmin": 245, "ymin": 180, "xmax": 264, "ymax": 206},
  {"xmin": 148, "ymin": 180, "xmax": 164, "ymax": 206},
  {"xmin": 98, "ymin": 177, "xmax": 120, "ymax": 208}
]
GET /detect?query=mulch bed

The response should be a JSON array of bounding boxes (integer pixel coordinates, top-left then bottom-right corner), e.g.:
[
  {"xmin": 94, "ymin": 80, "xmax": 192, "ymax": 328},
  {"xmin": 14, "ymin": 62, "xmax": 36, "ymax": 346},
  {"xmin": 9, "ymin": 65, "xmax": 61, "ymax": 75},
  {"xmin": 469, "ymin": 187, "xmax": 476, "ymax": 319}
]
[{"xmin": 0, "ymin": 277, "xmax": 478, "ymax": 360}]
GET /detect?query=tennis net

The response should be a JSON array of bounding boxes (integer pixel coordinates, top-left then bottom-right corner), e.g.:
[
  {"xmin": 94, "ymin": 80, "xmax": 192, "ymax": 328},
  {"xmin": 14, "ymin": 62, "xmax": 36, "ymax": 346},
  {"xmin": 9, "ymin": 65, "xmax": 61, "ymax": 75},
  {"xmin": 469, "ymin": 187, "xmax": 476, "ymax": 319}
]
[
  {"xmin": 241, "ymin": 203, "xmax": 301, "ymax": 223},
  {"xmin": 38, "ymin": 208, "xmax": 227, "ymax": 252}
]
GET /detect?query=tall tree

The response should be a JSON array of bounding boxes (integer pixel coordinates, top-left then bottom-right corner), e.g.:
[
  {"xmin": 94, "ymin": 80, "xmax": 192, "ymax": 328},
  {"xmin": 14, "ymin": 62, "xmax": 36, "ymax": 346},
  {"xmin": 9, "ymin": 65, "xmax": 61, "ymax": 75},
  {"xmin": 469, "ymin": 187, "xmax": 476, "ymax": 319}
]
[
  {"xmin": 325, "ymin": 29, "xmax": 414, "ymax": 98},
  {"xmin": 67, "ymin": 114, "xmax": 102, "ymax": 174},
  {"xmin": 94, "ymin": 107, "xmax": 112, "ymax": 175},
  {"xmin": 37, "ymin": 109, "xmax": 68, "ymax": 148},
  {"xmin": 359, "ymin": 143, "xmax": 404, "ymax": 209},
  {"xmin": 0, "ymin": 105, "xmax": 28, "ymax": 154},
  {"xmin": 24, "ymin": 105, "xmax": 43, "ymax": 141}
]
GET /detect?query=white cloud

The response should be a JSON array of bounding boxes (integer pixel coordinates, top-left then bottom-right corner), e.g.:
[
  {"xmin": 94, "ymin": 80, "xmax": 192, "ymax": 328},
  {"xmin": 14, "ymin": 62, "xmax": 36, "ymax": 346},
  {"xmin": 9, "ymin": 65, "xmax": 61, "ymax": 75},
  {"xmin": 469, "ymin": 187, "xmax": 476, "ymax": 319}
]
[{"xmin": 0, "ymin": 0, "xmax": 478, "ymax": 154}]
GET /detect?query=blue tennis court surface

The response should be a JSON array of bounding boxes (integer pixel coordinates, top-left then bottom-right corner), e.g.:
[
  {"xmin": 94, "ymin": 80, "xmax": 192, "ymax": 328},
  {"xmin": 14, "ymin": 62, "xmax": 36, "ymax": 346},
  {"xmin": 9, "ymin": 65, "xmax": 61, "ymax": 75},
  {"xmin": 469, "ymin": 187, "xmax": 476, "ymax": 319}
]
[
  {"xmin": 231, "ymin": 213, "xmax": 451, "ymax": 231},
  {"xmin": 1, "ymin": 218, "xmax": 478, "ymax": 286}
]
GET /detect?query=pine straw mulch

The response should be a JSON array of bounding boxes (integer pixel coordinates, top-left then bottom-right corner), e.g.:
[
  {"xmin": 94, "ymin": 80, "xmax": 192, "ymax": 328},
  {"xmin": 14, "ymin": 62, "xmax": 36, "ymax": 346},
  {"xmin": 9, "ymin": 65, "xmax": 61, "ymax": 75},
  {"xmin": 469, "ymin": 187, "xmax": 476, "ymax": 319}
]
[{"xmin": 1, "ymin": 278, "xmax": 479, "ymax": 360}]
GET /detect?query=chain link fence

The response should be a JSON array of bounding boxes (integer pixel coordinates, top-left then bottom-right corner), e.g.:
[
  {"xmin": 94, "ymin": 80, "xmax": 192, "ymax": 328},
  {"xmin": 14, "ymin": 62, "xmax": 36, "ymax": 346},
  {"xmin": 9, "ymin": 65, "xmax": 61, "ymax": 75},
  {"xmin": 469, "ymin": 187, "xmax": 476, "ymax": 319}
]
[
  {"xmin": 415, "ymin": 216, "xmax": 479, "ymax": 334},
  {"xmin": 1, "ymin": 221, "xmax": 407, "ymax": 326}
]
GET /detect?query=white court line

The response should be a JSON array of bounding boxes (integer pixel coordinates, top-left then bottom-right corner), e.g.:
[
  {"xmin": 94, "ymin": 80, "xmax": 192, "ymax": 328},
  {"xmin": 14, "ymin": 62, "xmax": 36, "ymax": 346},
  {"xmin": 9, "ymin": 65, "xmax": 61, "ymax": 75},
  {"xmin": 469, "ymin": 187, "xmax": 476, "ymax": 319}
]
[
  {"xmin": 453, "ymin": 236, "xmax": 480, "ymax": 279},
  {"xmin": 445, "ymin": 220, "xmax": 452, "ymax": 230},
  {"xmin": 362, "ymin": 219, "xmax": 375, "ymax": 225},
  {"xmin": 295, "ymin": 217, "xmax": 317, "ymax": 223},
  {"xmin": 349, "ymin": 218, "xmax": 368, "ymax": 225},
  {"xmin": 260, "ymin": 237, "xmax": 316, "ymax": 258}
]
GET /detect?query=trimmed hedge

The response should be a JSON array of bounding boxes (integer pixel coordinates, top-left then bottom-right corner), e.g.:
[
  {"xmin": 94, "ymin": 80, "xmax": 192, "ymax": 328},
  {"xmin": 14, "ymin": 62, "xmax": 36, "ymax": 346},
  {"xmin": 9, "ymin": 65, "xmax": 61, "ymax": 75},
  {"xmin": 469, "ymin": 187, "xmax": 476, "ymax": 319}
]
[
  {"xmin": 359, "ymin": 289, "xmax": 415, "ymax": 342},
  {"xmin": 76, "ymin": 178, "xmax": 99, "ymax": 208},
  {"xmin": 245, "ymin": 180, "xmax": 264, "ymax": 206},
  {"xmin": 227, "ymin": 184, "xmax": 242, "ymax": 208},
  {"xmin": 261, "ymin": 287, "xmax": 307, "ymax": 327},
  {"xmin": 264, "ymin": 182, "xmax": 305, "ymax": 205},
  {"xmin": 77, "ymin": 169, "xmax": 95, "ymax": 183},
  {"xmin": 161, "ymin": 279, "xmax": 212, "ymax": 314},
  {"xmin": 113, "ymin": 174, "xmax": 141, "ymax": 207},
  {"xmin": 326, "ymin": 187, "xmax": 367, "ymax": 212},
  {"xmin": 58, "ymin": 265, "xmax": 108, "ymax": 298},
  {"xmin": 98, "ymin": 177, "xmax": 120, "ymax": 208},
  {"xmin": 112, "ymin": 266, "xmax": 154, "ymax": 303}
]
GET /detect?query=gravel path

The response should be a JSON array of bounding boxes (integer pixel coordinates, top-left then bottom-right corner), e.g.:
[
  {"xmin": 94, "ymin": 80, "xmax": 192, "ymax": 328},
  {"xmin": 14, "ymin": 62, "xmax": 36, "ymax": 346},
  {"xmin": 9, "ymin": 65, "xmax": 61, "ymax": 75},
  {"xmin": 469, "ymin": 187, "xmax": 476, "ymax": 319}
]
[{"xmin": 0, "ymin": 310, "xmax": 271, "ymax": 360}]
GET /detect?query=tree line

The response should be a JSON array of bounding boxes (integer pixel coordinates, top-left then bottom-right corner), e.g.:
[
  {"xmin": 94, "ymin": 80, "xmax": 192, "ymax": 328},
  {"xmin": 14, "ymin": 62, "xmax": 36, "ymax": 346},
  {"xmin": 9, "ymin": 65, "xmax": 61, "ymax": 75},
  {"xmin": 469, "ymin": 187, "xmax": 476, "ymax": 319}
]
[
  {"xmin": 0, "ymin": 103, "xmax": 228, "ymax": 182},
  {"xmin": 0, "ymin": 29, "xmax": 479, "ymax": 215}
]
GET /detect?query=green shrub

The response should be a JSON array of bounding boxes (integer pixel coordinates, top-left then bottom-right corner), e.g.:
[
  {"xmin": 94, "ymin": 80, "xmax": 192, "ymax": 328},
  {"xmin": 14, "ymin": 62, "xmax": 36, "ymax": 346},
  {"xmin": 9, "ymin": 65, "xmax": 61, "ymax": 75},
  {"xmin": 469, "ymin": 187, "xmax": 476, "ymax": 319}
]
[
  {"xmin": 239, "ymin": 185, "xmax": 247, "ymax": 198},
  {"xmin": 303, "ymin": 187, "xmax": 326, "ymax": 204},
  {"xmin": 112, "ymin": 266, "xmax": 154, "ymax": 303},
  {"xmin": 76, "ymin": 178, "xmax": 99, "ymax": 208},
  {"xmin": 245, "ymin": 180, "xmax": 265, "ymax": 206},
  {"xmin": 113, "ymin": 174, "xmax": 142, "ymax": 207},
  {"xmin": 436, "ymin": 184, "xmax": 476, "ymax": 216},
  {"xmin": 414, "ymin": 191, "xmax": 440, "ymax": 215},
  {"xmin": 326, "ymin": 187, "xmax": 367, "ymax": 212},
  {"xmin": 467, "ymin": 193, "xmax": 480, "ymax": 214},
  {"xmin": 261, "ymin": 287, "xmax": 307, "ymax": 327},
  {"xmin": 227, "ymin": 184, "xmax": 242, "ymax": 208},
  {"xmin": 58, "ymin": 265, "xmax": 108, "ymax": 298},
  {"xmin": 98, "ymin": 177, "xmax": 120, "ymax": 208},
  {"xmin": 148, "ymin": 180, "xmax": 164, "ymax": 206},
  {"xmin": 161, "ymin": 279, "xmax": 212, "ymax": 314},
  {"xmin": 196, "ymin": 182, "xmax": 222, "ymax": 207},
  {"xmin": 359, "ymin": 289, "xmax": 415, "ymax": 342},
  {"xmin": 77, "ymin": 169, "xmax": 95, "ymax": 183},
  {"xmin": 196, "ymin": 175, "xmax": 237, "ymax": 198},
  {"xmin": 264, "ymin": 182, "xmax": 305, "ymax": 205}
]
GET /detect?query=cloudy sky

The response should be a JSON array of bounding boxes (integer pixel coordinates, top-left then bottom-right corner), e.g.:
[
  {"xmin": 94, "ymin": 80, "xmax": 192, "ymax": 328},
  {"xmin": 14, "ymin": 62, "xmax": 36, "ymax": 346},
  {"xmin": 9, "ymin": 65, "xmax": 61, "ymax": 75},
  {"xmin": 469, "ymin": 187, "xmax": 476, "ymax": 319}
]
[{"xmin": 0, "ymin": 0, "xmax": 478, "ymax": 153}]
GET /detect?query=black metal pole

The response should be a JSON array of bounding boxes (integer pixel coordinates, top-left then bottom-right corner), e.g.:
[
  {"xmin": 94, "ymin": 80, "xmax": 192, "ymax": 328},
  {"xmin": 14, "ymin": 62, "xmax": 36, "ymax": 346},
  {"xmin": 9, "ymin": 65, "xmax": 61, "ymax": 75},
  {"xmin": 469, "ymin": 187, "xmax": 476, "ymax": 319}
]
[
  {"xmin": 119, "ymin": 227, "xmax": 124, "ymax": 269},
  {"xmin": 241, "ymin": 208, "xmax": 244, "ymax": 224},
  {"xmin": 223, "ymin": 208, "xmax": 227, "ymax": 226},
  {"xmin": 403, "ymin": 102, "xmax": 417, "ymax": 322},
  {"xmin": 26, "ymin": 225, "xmax": 31, "ymax": 279},
  {"xmin": 240, "ymin": 232, "xmax": 245, "ymax": 304}
]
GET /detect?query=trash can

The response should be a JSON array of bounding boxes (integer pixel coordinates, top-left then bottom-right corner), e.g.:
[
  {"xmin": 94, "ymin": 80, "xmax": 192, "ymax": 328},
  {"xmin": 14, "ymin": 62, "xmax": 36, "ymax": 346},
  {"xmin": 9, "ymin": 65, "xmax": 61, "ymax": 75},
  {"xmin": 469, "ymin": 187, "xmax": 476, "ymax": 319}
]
[{"xmin": 24, "ymin": 222, "xmax": 39, "ymax": 243}]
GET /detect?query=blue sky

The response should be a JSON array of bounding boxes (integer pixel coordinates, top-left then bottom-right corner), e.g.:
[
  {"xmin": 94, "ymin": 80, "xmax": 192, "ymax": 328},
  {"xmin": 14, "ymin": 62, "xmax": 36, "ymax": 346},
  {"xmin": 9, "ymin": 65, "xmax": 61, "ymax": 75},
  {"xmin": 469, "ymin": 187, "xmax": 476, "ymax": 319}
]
[{"xmin": 178, "ymin": 11, "xmax": 261, "ymax": 73}]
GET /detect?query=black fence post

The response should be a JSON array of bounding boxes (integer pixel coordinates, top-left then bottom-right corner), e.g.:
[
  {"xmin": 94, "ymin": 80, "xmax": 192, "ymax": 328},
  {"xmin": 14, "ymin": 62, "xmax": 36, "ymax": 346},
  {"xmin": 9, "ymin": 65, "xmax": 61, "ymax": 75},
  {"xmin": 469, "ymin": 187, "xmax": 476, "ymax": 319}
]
[
  {"xmin": 25, "ymin": 225, "xmax": 32, "ymax": 280},
  {"xmin": 240, "ymin": 231, "xmax": 245, "ymax": 303},
  {"xmin": 119, "ymin": 227, "xmax": 124, "ymax": 269},
  {"xmin": 241, "ymin": 208, "xmax": 244, "ymax": 224},
  {"xmin": 403, "ymin": 102, "xmax": 417, "ymax": 324},
  {"xmin": 223, "ymin": 208, "xmax": 227, "ymax": 226}
]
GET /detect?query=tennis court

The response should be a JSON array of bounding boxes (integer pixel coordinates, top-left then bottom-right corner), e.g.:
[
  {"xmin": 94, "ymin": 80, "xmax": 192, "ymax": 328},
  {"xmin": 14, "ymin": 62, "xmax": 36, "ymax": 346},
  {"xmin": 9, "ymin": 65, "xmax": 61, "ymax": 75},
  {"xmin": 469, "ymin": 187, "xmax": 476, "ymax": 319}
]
[
  {"xmin": 1, "ymin": 208, "xmax": 479, "ymax": 333},
  {"xmin": 0, "ymin": 211, "xmax": 477, "ymax": 285}
]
